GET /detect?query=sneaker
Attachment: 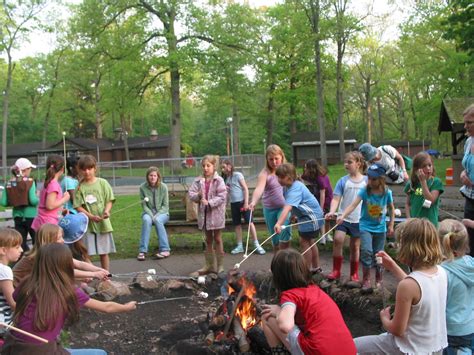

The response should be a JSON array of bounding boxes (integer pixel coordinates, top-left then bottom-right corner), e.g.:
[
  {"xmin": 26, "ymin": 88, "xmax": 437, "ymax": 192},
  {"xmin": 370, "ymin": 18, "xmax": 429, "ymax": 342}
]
[
  {"xmin": 319, "ymin": 236, "xmax": 327, "ymax": 245},
  {"xmin": 326, "ymin": 234, "xmax": 333, "ymax": 242},
  {"xmin": 231, "ymin": 244, "xmax": 244, "ymax": 254},
  {"xmin": 255, "ymin": 245, "xmax": 266, "ymax": 255}
]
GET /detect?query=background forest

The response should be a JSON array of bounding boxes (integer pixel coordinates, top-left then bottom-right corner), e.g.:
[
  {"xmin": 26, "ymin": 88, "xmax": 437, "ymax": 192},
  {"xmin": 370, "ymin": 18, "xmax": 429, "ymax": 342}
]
[{"xmin": 1, "ymin": 0, "xmax": 472, "ymax": 165}]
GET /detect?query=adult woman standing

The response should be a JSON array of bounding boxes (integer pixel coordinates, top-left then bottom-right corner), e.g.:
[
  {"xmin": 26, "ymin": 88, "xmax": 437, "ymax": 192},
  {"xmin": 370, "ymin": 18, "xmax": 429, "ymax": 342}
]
[
  {"xmin": 459, "ymin": 104, "xmax": 474, "ymax": 257},
  {"xmin": 137, "ymin": 167, "xmax": 170, "ymax": 261}
]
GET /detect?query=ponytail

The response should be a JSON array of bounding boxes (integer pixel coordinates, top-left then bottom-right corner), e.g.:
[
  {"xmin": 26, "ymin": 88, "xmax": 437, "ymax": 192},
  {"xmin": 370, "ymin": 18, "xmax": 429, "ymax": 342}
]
[{"xmin": 44, "ymin": 155, "xmax": 65, "ymax": 188}]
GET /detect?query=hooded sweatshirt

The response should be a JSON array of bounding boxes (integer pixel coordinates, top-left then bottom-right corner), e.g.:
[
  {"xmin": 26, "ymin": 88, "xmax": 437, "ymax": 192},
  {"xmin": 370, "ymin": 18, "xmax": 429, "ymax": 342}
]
[{"xmin": 441, "ymin": 256, "xmax": 474, "ymax": 336}]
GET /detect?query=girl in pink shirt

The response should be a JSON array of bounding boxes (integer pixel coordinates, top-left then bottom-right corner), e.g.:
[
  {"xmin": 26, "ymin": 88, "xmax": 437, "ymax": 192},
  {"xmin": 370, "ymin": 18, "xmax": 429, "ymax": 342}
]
[{"xmin": 31, "ymin": 155, "xmax": 70, "ymax": 231}]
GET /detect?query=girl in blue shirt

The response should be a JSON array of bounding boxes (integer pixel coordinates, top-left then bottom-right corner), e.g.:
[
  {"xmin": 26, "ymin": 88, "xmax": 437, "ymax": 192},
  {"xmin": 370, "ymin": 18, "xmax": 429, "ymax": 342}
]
[
  {"xmin": 274, "ymin": 163, "xmax": 324, "ymax": 273},
  {"xmin": 337, "ymin": 164, "xmax": 395, "ymax": 292}
]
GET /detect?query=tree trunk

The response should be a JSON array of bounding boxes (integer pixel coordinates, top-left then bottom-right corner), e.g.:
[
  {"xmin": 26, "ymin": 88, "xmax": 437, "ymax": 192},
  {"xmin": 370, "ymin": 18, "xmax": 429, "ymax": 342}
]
[
  {"xmin": 2, "ymin": 53, "xmax": 13, "ymax": 180},
  {"xmin": 93, "ymin": 72, "xmax": 103, "ymax": 139},
  {"xmin": 266, "ymin": 81, "xmax": 276, "ymax": 145},
  {"xmin": 232, "ymin": 95, "xmax": 240, "ymax": 155},
  {"xmin": 289, "ymin": 62, "xmax": 297, "ymax": 135},
  {"xmin": 365, "ymin": 76, "xmax": 373, "ymax": 144},
  {"xmin": 376, "ymin": 95, "xmax": 384, "ymax": 141},
  {"xmin": 309, "ymin": 0, "xmax": 327, "ymax": 166},
  {"xmin": 42, "ymin": 53, "xmax": 62, "ymax": 148},
  {"xmin": 167, "ymin": 13, "xmax": 182, "ymax": 168},
  {"xmin": 336, "ymin": 45, "xmax": 345, "ymax": 161}
]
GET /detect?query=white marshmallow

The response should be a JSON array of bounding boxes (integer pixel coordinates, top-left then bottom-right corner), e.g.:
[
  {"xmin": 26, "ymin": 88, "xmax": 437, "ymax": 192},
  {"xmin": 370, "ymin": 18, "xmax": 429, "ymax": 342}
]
[
  {"xmin": 147, "ymin": 269, "xmax": 156, "ymax": 275},
  {"xmin": 234, "ymin": 263, "xmax": 240, "ymax": 269},
  {"xmin": 197, "ymin": 276, "xmax": 206, "ymax": 284},
  {"xmin": 198, "ymin": 291, "xmax": 208, "ymax": 299},
  {"xmin": 376, "ymin": 256, "xmax": 383, "ymax": 265},
  {"xmin": 146, "ymin": 275, "xmax": 153, "ymax": 281}
]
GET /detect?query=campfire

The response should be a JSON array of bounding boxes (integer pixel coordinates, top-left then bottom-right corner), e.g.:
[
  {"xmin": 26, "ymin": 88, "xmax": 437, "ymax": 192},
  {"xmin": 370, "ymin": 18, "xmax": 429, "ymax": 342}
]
[{"xmin": 206, "ymin": 270, "xmax": 270, "ymax": 353}]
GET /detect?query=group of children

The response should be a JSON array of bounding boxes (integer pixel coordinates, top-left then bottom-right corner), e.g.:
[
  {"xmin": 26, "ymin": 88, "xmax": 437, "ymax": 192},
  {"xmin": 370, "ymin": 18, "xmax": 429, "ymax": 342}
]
[
  {"xmin": 0, "ymin": 154, "xmax": 136, "ymax": 352},
  {"xmin": 0, "ymin": 145, "xmax": 466, "ymax": 353}
]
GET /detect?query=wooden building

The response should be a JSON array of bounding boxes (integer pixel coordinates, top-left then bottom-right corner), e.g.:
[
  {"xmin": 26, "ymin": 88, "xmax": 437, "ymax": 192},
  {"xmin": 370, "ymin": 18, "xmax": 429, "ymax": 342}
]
[
  {"xmin": 0, "ymin": 131, "xmax": 172, "ymax": 168},
  {"xmin": 291, "ymin": 131, "xmax": 357, "ymax": 166}
]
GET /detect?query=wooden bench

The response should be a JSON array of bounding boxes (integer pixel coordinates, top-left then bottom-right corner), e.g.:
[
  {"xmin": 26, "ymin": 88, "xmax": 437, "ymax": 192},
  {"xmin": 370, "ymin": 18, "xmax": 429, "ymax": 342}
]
[{"xmin": 162, "ymin": 176, "xmax": 189, "ymax": 193}]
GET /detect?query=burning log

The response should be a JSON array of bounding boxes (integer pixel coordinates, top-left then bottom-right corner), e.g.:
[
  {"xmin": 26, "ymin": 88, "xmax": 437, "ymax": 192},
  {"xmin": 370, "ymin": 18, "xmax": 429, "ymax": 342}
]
[
  {"xmin": 233, "ymin": 317, "xmax": 250, "ymax": 352},
  {"xmin": 223, "ymin": 287, "xmax": 245, "ymax": 338},
  {"xmin": 208, "ymin": 314, "xmax": 228, "ymax": 331}
]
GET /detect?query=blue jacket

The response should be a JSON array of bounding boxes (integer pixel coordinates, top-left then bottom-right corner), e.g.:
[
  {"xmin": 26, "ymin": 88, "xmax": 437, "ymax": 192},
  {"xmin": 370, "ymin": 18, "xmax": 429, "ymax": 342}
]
[{"xmin": 441, "ymin": 256, "xmax": 474, "ymax": 336}]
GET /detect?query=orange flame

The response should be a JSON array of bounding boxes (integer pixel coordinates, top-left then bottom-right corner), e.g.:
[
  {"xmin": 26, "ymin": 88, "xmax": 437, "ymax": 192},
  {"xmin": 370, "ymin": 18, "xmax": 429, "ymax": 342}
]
[{"xmin": 235, "ymin": 281, "xmax": 257, "ymax": 330}]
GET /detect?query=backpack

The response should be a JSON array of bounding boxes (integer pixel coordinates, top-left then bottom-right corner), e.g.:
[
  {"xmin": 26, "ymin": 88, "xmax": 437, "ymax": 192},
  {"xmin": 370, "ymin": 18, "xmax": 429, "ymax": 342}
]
[
  {"xmin": 5, "ymin": 178, "xmax": 34, "ymax": 207},
  {"xmin": 381, "ymin": 146, "xmax": 412, "ymax": 171}
]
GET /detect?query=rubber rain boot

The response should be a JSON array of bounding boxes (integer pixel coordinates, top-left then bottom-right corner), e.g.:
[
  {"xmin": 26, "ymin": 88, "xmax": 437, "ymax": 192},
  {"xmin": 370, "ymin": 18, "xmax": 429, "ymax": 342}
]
[
  {"xmin": 190, "ymin": 252, "xmax": 216, "ymax": 277},
  {"xmin": 350, "ymin": 261, "xmax": 360, "ymax": 282},
  {"xmin": 327, "ymin": 256, "xmax": 343, "ymax": 281},
  {"xmin": 216, "ymin": 253, "xmax": 225, "ymax": 274},
  {"xmin": 361, "ymin": 267, "xmax": 373, "ymax": 294}
]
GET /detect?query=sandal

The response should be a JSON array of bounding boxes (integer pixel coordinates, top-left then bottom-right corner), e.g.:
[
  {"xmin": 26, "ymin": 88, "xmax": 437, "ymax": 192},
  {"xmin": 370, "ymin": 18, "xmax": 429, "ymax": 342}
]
[
  {"xmin": 155, "ymin": 251, "xmax": 170, "ymax": 259},
  {"xmin": 137, "ymin": 252, "xmax": 146, "ymax": 261}
]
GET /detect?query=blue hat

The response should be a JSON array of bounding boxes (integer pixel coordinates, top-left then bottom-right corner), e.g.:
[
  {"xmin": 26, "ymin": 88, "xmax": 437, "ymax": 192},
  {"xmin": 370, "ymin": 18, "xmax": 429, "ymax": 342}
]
[
  {"xmin": 367, "ymin": 164, "xmax": 386, "ymax": 178},
  {"xmin": 359, "ymin": 143, "xmax": 378, "ymax": 162},
  {"xmin": 59, "ymin": 213, "xmax": 89, "ymax": 244}
]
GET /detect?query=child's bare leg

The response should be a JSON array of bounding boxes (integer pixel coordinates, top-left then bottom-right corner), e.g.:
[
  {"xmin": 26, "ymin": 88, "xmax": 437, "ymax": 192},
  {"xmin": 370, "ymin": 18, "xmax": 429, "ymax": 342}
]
[
  {"xmin": 250, "ymin": 222, "xmax": 258, "ymax": 242},
  {"xmin": 205, "ymin": 230, "xmax": 214, "ymax": 252},
  {"xmin": 311, "ymin": 241, "xmax": 320, "ymax": 269},
  {"xmin": 262, "ymin": 317, "xmax": 291, "ymax": 350},
  {"xmin": 332, "ymin": 230, "xmax": 346, "ymax": 257},
  {"xmin": 350, "ymin": 237, "xmax": 361, "ymax": 262},
  {"xmin": 99, "ymin": 254, "xmax": 109, "ymax": 271},
  {"xmin": 214, "ymin": 230, "xmax": 223, "ymax": 254},
  {"xmin": 279, "ymin": 241, "xmax": 290, "ymax": 250},
  {"xmin": 235, "ymin": 225, "xmax": 243, "ymax": 244},
  {"xmin": 299, "ymin": 238, "xmax": 313, "ymax": 268}
]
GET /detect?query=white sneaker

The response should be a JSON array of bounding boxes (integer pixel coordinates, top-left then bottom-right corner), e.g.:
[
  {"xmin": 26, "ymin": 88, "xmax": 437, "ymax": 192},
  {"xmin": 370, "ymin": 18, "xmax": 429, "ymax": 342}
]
[
  {"xmin": 255, "ymin": 245, "xmax": 266, "ymax": 255},
  {"xmin": 319, "ymin": 236, "xmax": 327, "ymax": 245},
  {"xmin": 231, "ymin": 244, "xmax": 244, "ymax": 254}
]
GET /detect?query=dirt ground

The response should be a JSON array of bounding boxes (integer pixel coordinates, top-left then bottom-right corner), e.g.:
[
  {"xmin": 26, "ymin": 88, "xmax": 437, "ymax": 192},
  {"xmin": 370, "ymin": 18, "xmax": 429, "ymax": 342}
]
[{"xmin": 68, "ymin": 268, "xmax": 387, "ymax": 354}]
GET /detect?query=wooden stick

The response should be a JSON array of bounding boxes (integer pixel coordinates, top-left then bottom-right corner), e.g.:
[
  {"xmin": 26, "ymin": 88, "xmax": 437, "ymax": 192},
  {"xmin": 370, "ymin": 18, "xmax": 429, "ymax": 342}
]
[
  {"xmin": 0, "ymin": 322, "xmax": 48, "ymax": 343},
  {"xmin": 222, "ymin": 286, "xmax": 245, "ymax": 338}
]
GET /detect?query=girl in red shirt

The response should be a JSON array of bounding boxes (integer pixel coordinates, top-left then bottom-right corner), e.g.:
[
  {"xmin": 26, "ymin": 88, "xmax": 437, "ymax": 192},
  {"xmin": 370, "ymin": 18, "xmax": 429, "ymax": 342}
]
[{"xmin": 262, "ymin": 249, "xmax": 356, "ymax": 355}]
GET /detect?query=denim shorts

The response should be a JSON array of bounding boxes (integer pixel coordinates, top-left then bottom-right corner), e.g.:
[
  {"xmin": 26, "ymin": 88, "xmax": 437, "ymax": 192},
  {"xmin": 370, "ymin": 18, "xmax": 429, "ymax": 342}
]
[
  {"xmin": 336, "ymin": 221, "xmax": 361, "ymax": 238},
  {"xmin": 299, "ymin": 230, "xmax": 319, "ymax": 240}
]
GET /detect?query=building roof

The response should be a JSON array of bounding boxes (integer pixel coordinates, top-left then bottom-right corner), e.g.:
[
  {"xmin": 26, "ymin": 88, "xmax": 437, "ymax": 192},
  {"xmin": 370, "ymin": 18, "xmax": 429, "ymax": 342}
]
[
  {"xmin": 291, "ymin": 131, "xmax": 357, "ymax": 146},
  {"xmin": 438, "ymin": 97, "xmax": 474, "ymax": 132},
  {"xmin": 0, "ymin": 142, "xmax": 52, "ymax": 159}
]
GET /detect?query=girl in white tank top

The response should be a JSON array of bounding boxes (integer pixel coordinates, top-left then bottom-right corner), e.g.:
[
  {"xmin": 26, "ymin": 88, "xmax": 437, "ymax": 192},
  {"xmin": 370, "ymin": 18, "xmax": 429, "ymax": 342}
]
[{"xmin": 354, "ymin": 218, "xmax": 447, "ymax": 355}]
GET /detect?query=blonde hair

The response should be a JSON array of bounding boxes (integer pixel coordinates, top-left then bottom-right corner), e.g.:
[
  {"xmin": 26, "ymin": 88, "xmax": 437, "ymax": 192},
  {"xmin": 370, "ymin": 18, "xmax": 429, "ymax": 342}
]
[
  {"xmin": 438, "ymin": 219, "xmax": 469, "ymax": 260},
  {"xmin": 396, "ymin": 218, "xmax": 443, "ymax": 269},
  {"xmin": 26, "ymin": 224, "xmax": 63, "ymax": 258},
  {"xmin": 201, "ymin": 155, "xmax": 219, "ymax": 169},
  {"xmin": 265, "ymin": 144, "xmax": 286, "ymax": 172},
  {"xmin": 463, "ymin": 104, "xmax": 474, "ymax": 119},
  {"xmin": 0, "ymin": 228, "xmax": 22, "ymax": 248}
]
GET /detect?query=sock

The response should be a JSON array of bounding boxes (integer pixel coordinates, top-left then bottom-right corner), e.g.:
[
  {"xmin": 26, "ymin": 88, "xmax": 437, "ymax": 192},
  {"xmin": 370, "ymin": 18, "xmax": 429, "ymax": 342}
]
[{"xmin": 254, "ymin": 240, "xmax": 261, "ymax": 247}]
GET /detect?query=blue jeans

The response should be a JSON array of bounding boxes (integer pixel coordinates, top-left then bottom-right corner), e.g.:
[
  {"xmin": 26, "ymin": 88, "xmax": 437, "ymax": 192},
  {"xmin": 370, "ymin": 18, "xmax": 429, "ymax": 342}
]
[
  {"xmin": 360, "ymin": 231, "xmax": 385, "ymax": 268},
  {"xmin": 443, "ymin": 334, "xmax": 474, "ymax": 355},
  {"xmin": 67, "ymin": 349, "xmax": 107, "ymax": 355},
  {"xmin": 139, "ymin": 213, "xmax": 170, "ymax": 253}
]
